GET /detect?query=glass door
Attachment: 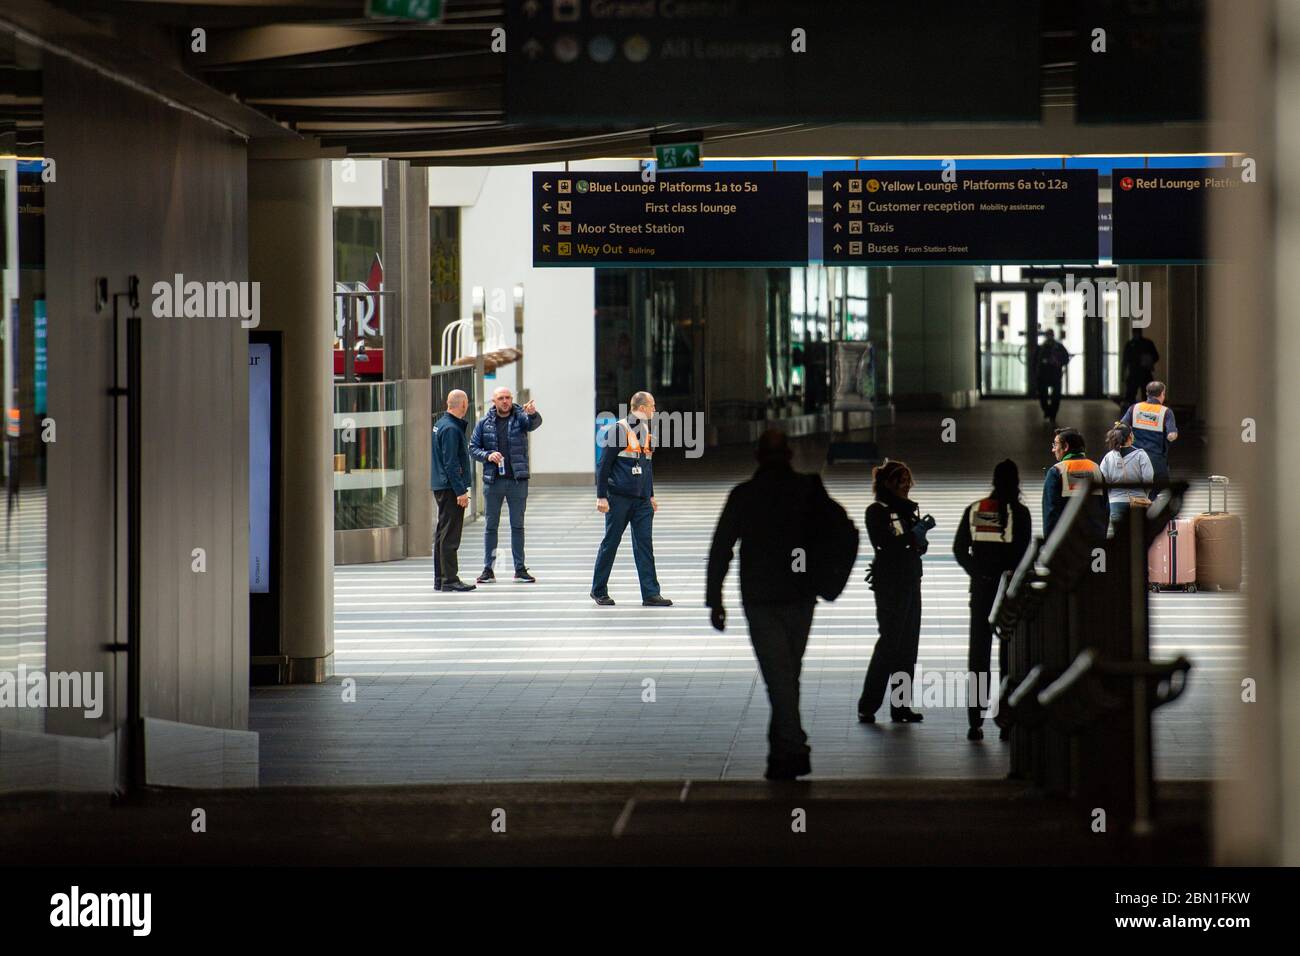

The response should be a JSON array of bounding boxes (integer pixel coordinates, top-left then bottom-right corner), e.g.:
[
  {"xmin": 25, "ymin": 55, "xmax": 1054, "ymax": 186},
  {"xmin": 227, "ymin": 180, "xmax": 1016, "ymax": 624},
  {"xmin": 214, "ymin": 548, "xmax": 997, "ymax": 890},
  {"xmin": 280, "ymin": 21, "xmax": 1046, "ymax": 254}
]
[
  {"xmin": 1036, "ymin": 282, "xmax": 1121, "ymax": 399},
  {"xmin": 978, "ymin": 289, "xmax": 1031, "ymax": 395}
]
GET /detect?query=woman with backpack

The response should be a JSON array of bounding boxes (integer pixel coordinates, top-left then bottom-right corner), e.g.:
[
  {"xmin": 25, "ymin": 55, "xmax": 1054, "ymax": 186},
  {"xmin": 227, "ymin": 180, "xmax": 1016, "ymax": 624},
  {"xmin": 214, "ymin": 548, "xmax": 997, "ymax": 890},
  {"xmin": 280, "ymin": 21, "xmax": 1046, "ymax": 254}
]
[
  {"xmin": 858, "ymin": 460, "xmax": 932, "ymax": 725},
  {"xmin": 1099, "ymin": 423, "xmax": 1154, "ymax": 538}
]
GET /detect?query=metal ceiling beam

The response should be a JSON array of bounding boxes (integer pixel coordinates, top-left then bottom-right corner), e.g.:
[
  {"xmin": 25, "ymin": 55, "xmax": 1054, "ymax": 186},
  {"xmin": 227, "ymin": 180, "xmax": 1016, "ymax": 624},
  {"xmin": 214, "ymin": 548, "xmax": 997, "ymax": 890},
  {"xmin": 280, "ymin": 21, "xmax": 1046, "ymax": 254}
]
[
  {"xmin": 195, "ymin": 25, "xmax": 394, "ymax": 66},
  {"xmin": 4, "ymin": 0, "xmax": 296, "ymax": 139}
]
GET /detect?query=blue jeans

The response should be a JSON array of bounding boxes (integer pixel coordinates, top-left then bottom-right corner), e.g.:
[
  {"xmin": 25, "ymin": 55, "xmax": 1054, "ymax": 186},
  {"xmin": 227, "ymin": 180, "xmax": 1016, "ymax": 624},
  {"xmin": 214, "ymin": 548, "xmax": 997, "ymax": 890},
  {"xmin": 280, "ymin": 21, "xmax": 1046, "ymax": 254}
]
[
  {"xmin": 483, "ymin": 477, "xmax": 528, "ymax": 572},
  {"xmin": 1108, "ymin": 500, "xmax": 1129, "ymax": 538},
  {"xmin": 591, "ymin": 493, "xmax": 661, "ymax": 599}
]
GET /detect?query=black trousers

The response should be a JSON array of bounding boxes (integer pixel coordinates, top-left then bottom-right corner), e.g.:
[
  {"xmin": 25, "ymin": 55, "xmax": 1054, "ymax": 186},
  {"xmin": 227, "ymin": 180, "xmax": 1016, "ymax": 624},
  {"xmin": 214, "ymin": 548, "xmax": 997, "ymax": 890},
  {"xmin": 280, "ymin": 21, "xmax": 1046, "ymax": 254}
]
[
  {"xmin": 1037, "ymin": 376, "xmax": 1063, "ymax": 420},
  {"xmin": 859, "ymin": 576, "xmax": 923, "ymax": 716},
  {"xmin": 745, "ymin": 599, "xmax": 816, "ymax": 764},
  {"xmin": 1123, "ymin": 370, "xmax": 1152, "ymax": 410},
  {"xmin": 433, "ymin": 489, "xmax": 465, "ymax": 587},
  {"xmin": 967, "ymin": 576, "xmax": 1006, "ymax": 729}
]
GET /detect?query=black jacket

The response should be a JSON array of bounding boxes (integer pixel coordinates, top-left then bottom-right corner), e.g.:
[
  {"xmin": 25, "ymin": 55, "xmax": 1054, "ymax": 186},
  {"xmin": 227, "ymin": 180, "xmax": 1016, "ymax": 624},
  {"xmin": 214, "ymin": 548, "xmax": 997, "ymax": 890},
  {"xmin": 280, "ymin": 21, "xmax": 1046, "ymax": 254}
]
[
  {"xmin": 865, "ymin": 492, "xmax": 925, "ymax": 585},
  {"xmin": 952, "ymin": 497, "xmax": 1032, "ymax": 587},
  {"xmin": 706, "ymin": 463, "xmax": 830, "ymax": 608},
  {"xmin": 430, "ymin": 411, "xmax": 471, "ymax": 496}
]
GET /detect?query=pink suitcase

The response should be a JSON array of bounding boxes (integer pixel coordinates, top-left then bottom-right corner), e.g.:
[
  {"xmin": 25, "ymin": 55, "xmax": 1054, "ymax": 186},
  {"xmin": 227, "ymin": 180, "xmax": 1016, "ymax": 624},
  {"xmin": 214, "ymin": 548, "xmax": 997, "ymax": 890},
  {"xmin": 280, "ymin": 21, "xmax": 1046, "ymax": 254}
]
[{"xmin": 1148, "ymin": 517, "xmax": 1197, "ymax": 592}]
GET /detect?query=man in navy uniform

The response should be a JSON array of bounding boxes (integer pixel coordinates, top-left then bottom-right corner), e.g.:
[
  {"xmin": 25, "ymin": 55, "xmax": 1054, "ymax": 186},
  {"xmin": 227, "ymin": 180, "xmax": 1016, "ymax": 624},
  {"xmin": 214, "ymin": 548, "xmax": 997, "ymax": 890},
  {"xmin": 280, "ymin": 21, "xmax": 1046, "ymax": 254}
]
[
  {"xmin": 590, "ymin": 391, "xmax": 672, "ymax": 607},
  {"xmin": 1121, "ymin": 380, "xmax": 1179, "ymax": 482}
]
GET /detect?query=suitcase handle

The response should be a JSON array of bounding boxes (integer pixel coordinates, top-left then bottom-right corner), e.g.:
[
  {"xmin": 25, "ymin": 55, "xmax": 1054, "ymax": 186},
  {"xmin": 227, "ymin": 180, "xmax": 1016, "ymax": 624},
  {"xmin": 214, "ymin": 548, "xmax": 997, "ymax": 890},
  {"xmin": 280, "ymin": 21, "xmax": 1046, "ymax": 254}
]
[{"xmin": 1208, "ymin": 475, "xmax": 1229, "ymax": 514}]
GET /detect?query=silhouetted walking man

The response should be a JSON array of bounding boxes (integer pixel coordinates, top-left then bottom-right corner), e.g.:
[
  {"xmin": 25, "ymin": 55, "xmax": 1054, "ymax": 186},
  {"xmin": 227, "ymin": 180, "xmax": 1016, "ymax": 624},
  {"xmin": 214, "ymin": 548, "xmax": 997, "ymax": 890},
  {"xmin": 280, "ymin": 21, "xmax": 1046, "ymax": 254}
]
[
  {"xmin": 1036, "ymin": 328, "xmax": 1070, "ymax": 424},
  {"xmin": 707, "ymin": 430, "xmax": 835, "ymax": 781},
  {"xmin": 1120, "ymin": 329, "xmax": 1160, "ymax": 412}
]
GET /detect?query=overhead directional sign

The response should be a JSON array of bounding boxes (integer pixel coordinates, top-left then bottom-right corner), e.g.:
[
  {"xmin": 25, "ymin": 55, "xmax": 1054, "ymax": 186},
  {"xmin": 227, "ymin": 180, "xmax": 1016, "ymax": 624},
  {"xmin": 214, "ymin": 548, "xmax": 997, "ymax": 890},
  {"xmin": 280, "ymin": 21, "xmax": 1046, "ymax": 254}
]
[
  {"xmin": 506, "ymin": 1, "xmax": 1040, "ymax": 124},
  {"xmin": 532, "ymin": 171, "xmax": 807, "ymax": 267},
  {"xmin": 821, "ymin": 170, "xmax": 1099, "ymax": 265},
  {"xmin": 1110, "ymin": 168, "xmax": 1243, "ymax": 263}
]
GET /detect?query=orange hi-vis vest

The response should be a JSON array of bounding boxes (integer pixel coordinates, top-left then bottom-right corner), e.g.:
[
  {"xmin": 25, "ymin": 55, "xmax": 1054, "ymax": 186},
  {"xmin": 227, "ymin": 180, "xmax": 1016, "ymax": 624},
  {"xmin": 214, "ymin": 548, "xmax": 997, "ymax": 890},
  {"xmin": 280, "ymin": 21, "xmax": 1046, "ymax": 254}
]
[
  {"xmin": 1053, "ymin": 458, "xmax": 1104, "ymax": 497},
  {"xmin": 617, "ymin": 420, "xmax": 653, "ymax": 459},
  {"xmin": 1131, "ymin": 401, "xmax": 1168, "ymax": 434},
  {"xmin": 969, "ymin": 497, "xmax": 1014, "ymax": 543}
]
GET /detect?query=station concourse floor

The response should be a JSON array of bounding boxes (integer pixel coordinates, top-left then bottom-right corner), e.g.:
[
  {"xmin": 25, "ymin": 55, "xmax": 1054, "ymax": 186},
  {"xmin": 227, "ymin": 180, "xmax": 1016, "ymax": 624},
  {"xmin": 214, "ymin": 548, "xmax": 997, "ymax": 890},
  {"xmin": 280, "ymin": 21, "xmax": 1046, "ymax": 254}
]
[{"xmin": 251, "ymin": 399, "xmax": 1245, "ymax": 786}]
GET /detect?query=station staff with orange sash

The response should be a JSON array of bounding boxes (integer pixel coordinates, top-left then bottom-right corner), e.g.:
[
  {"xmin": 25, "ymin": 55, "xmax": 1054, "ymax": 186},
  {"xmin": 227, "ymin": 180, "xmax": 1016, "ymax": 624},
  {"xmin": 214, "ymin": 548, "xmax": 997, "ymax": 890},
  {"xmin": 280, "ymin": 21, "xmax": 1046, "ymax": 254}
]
[
  {"xmin": 1042, "ymin": 428, "xmax": 1109, "ymax": 542},
  {"xmin": 953, "ymin": 460, "xmax": 1031, "ymax": 740},
  {"xmin": 590, "ymin": 391, "xmax": 672, "ymax": 607},
  {"xmin": 1120, "ymin": 380, "xmax": 1179, "ymax": 482}
]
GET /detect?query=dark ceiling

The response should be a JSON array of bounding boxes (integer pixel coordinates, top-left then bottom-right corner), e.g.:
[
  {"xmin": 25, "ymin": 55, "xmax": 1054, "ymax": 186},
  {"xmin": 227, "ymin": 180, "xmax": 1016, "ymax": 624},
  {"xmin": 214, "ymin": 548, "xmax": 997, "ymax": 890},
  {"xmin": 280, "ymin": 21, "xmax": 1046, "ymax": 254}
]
[{"xmin": 2, "ymin": 1, "xmax": 1198, "ymax": 163}]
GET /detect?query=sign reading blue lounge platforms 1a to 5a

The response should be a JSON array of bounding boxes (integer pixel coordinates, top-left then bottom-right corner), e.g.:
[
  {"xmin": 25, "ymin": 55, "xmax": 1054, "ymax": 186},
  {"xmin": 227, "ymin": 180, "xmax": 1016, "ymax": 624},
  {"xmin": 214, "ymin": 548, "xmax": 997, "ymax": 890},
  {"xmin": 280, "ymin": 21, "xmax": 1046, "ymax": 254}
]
[
  {"xmin": 1110, "ymin": 168, "xmax": 1244, "ymax": 263},
  {"xmin": 822, "ymin": 170, "xmax": 1099, "ymax": 265},
  {"xmin": 532, "ymin": 171, "xmax": 808, "ymax": 267}
]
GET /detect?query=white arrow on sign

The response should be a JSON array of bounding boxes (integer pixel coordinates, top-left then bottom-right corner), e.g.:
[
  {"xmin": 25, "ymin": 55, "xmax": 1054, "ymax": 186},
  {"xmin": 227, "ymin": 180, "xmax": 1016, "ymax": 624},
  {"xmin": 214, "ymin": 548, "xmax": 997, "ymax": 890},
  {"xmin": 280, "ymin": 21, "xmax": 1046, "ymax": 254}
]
[
  {"xmin": 542, "ymin": 203, "xmax": 551, "ymax": 211},
  {"xmin": 833, "ymin": 244, "xmax": 843, "ymax": 253},
  {"xmin": 542, "ymin": 182, "xmax": 551, "ymax": 191}
]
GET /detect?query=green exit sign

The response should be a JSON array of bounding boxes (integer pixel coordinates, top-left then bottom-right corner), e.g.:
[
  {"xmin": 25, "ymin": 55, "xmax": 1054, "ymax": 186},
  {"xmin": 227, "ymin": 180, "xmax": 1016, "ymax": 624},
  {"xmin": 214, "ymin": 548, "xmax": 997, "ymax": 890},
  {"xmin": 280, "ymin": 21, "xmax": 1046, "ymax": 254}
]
[
  {"xmin": 655, "ymin": 144, "xmax": 701, "ymax": 169},
  {"xmin": 366, "ymin": 0, "xmax": 443, "ymax": 21}
]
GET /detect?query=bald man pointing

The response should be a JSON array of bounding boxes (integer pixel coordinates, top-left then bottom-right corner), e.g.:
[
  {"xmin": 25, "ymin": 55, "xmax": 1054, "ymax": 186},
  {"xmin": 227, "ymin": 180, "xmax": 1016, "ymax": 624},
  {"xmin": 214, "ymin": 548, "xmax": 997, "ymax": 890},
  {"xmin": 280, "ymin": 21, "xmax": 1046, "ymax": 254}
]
[{"xmin": 431, "ymin": 388, "xmax": 475, "ymax": 592}]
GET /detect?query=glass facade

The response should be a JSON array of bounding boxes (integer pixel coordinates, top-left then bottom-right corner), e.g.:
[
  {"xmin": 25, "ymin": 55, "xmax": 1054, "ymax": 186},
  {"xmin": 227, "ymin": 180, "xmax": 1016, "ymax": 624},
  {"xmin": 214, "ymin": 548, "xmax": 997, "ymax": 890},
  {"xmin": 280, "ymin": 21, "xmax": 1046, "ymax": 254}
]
[
  {"xmin": 594, "ymin": 265, "xmax": 881, "ymax": 425},
  {"xmin": 332, "ymin": 204, "xmax": 461, "ymax": 370},
  {"xmin": 333, "ymin": 381, "xmax": 404, "ymax": 533}
]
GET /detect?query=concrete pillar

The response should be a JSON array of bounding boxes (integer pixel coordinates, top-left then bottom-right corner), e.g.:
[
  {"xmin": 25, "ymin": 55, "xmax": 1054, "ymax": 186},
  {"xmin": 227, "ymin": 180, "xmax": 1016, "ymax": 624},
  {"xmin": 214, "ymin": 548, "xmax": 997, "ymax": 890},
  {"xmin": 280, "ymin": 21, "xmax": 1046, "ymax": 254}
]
[
  {"xmin": 249, "ymin": 160, "xmax": 334, "ymax": 682},
  {"xmin": 867, "ymin": 267, "xmax": 894, "ymax": 407},
  {"xmin": 705, "ymin": 269, "xmax": 768, "ymax": 423},
  {"xmin": 1207, "ymin": 0, "xmax": 1280, "ymax": 864},
  {"xmin": 382, "ymin": 161, "xmax": 433, "ymax": 557},
  {"xmin": 890, "ymin": 266, "xmax": 979, "ymax": 409}
]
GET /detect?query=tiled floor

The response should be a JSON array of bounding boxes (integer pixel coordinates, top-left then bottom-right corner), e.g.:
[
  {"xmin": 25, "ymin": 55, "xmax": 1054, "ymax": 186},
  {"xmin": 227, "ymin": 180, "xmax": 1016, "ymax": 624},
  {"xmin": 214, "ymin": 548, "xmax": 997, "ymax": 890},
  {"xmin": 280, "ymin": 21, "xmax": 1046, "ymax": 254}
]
[{"xmin": 254, "ymin": 404, "xmax": 1245, "ymax": 785}]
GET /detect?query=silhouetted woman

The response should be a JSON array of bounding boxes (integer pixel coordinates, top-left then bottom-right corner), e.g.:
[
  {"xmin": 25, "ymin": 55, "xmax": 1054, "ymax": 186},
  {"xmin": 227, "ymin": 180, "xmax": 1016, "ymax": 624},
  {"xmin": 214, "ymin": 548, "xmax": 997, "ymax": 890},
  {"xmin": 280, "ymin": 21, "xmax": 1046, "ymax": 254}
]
[
  {"xmin": 858, "ymin": 460, "xmax": 929, "ymax": 724},
  {"xmin": 952, "ymin": 459, "xmax": 1031, "ymax": 740}
]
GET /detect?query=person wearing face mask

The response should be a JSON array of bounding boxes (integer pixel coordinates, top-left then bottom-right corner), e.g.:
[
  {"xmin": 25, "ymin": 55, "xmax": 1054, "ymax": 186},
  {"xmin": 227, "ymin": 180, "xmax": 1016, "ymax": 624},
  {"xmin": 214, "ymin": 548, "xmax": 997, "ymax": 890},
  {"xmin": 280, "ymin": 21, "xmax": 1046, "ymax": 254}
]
[
  {"xmin": 590, "ymin": 391, "xmax": 672, "ymax": 608},
  {"xmin": 857, "ymin": 460, "xmax": 931, "ymax": 725}
]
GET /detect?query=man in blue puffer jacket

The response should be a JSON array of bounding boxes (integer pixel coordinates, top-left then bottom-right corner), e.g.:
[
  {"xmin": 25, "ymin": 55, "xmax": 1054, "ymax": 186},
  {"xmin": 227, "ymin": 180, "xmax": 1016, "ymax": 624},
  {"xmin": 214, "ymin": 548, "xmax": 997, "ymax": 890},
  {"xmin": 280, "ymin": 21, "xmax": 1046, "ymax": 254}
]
[{"xmin": 469, "ymin": 386, "xmax": 543, "ymax": 583}]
